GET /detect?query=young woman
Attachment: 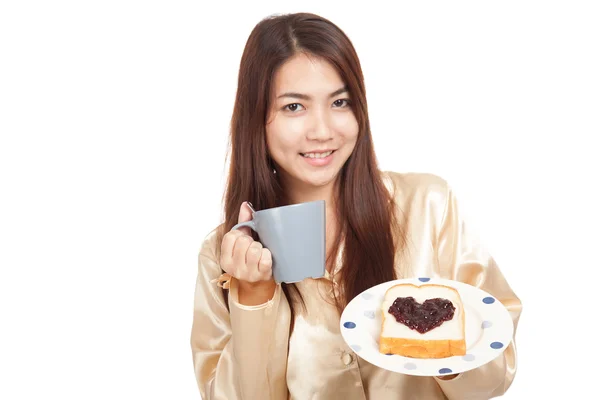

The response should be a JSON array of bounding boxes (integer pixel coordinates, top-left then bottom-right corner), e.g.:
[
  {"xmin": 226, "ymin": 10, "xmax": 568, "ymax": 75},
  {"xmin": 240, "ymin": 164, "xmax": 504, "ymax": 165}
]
[{"xmin": 191, "ymin": 12, "xmax": 522, "ymax": 400}]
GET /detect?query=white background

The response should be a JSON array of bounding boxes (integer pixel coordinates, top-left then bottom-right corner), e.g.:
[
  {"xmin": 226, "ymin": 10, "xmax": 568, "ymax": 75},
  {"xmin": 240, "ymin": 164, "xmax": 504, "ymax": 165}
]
[{"xmin": 1, "ymin": 1, "xmax": 598, "ymax": 399}]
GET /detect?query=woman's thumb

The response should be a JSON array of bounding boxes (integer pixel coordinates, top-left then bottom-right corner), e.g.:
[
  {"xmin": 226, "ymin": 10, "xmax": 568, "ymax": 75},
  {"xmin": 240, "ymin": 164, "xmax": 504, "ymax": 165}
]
[{"xmin": 236, "ymin": 201, "xmax": 253, "ymax": 236}]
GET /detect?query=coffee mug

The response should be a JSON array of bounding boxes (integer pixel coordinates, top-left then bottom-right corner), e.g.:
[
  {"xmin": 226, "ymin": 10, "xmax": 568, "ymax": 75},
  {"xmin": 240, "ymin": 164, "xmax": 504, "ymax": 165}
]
[{"xmin": 231, "ymin": 200, "xmax": 326, "ymax": 283}]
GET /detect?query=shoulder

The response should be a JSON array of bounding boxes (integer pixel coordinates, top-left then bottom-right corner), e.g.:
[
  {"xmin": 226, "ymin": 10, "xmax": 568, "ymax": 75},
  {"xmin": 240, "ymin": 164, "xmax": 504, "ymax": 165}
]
[{"xmin": 381, "ymin": 170, "xmax": 451, "ymax": 205}]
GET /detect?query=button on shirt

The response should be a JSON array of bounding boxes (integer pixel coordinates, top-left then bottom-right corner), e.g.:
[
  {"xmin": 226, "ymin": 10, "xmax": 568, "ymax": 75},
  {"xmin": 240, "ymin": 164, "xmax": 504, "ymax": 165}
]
[{"xmin": 342, "ymin": 352, "xmax": 353, "ymax": 366}]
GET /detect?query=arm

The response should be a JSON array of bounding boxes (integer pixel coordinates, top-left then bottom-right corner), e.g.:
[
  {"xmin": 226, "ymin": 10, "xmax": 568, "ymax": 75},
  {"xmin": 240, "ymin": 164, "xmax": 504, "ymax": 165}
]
[
  {"xmin": 190, "ymin": 233, "xmax": 291, "ymax": 400},
  {"xmin": 433, "ymin": 186, "xmax": 523, "ymax": 400}
]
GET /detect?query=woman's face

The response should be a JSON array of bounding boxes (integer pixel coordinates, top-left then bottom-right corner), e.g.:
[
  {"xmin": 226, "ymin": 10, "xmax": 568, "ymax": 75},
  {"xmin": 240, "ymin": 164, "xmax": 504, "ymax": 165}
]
[{"xmin": 266, "ymin": 53, "xmax": 359, "ymax": 191}]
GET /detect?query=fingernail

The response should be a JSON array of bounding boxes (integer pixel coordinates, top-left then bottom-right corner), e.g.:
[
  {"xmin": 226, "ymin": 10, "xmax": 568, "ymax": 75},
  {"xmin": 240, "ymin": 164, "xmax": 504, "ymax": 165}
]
[{"xmin": 246, "ymin": 202, "xmax": 255, "ymax": 213}]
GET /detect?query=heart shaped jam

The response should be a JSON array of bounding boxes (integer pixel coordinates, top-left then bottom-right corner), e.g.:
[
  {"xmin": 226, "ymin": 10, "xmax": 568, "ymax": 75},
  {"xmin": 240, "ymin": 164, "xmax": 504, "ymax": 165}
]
[{"xmin": 388, "ymin": 297, "xmax": 455, "ymax": 334}]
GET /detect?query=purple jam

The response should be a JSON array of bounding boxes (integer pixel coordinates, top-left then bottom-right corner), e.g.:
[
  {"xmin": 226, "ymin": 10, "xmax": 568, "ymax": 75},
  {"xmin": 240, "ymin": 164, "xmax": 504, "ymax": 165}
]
[{"xmin": 388, "ymin": 297, "xmax": 455, "ymax": 334}]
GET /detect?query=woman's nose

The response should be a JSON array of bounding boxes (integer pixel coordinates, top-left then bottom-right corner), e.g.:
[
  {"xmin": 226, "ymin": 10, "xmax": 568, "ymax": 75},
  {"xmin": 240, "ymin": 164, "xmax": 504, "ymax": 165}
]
[{"xmin": 305, "ymin": 109, "xmax": 333, "ymax": 141}]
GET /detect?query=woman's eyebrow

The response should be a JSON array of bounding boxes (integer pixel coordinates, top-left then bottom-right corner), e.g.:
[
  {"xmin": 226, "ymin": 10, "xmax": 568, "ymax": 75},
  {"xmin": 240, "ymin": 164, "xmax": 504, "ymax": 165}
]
[{"xmin": 277, "ymin": 86, "xmax": 348, "ymax": 100}]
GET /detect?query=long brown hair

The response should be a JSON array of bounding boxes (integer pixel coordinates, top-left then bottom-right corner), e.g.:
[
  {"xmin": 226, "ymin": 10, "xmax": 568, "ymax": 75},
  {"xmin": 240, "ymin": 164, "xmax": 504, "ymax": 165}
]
[{"xmin": 216, "ymin": 12, "xmax": 405, "ymax": 323}]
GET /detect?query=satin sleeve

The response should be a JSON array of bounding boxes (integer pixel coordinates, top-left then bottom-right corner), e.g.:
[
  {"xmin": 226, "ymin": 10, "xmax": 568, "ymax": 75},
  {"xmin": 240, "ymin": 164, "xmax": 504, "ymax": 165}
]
[
  {"xmin": 433, "ymin": 186, "xmax": 523, "ymax": 400},
  {"xmin": 190, "ymin": 234, "xmax": 291, "ymax": 400}
]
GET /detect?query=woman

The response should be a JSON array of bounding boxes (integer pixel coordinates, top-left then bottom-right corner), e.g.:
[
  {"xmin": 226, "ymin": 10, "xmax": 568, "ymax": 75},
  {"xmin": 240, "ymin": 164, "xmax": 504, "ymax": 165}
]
[{"xmin": 191, "ymin": 12, "xmax": 521, "ymax": 400}]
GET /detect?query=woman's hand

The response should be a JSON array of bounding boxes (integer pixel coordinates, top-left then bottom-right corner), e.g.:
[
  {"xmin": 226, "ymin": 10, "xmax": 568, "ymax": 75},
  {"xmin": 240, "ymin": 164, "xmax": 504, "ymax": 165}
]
[
  {"xmin": 436, "ymin": 373, "xmax": 459, "ymax": 380},
  {"xmin": 220, "ymin": 202, "xmax": 276, "ymax": 305}
]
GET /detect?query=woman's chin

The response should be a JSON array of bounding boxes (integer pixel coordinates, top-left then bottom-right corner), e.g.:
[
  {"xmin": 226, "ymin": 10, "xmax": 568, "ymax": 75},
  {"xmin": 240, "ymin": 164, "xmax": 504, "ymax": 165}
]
[
  {"xmin": 278, "ymin": 163, "xmax": 341, "ymax": 191},
  {"xmin": 298, "ymin": 170, "xmax": 339, "ymax": 189}
]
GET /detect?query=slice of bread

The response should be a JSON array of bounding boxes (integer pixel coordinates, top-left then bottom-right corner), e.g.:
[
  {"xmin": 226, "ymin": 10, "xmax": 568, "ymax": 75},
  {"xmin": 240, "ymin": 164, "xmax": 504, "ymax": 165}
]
[{"xmin": 379, "ymin": 283, "xmax": 466, "ymax": 358}]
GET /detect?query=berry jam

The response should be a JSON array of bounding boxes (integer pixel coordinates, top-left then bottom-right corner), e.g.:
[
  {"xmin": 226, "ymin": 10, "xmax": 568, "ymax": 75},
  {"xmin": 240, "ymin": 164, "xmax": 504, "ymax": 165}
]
[{"xmin": 388, "ymin": 297, "xmax": 455, "ymax": 334}]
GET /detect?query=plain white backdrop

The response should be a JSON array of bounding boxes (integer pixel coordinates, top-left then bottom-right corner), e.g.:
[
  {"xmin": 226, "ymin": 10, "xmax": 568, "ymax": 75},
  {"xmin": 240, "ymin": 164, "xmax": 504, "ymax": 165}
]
[{"xmin": 1, "ymin": 1, "xmax": 599, "ymax": 399}]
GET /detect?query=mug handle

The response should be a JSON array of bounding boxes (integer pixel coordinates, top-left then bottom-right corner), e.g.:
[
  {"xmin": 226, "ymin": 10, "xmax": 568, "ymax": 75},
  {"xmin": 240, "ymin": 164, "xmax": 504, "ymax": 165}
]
[
  {"xmin": 231, "ymin": 220, "xmax": 257, "ymax": 232},
  {"xmin": 231, "ymin": 202, "xmax": 257, "ymax": 232}
]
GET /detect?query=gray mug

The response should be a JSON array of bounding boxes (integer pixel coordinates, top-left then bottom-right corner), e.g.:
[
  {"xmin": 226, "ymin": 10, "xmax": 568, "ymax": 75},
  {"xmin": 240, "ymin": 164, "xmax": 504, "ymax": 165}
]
[{"xmin": 231, "ymin": 200, "xmax": 326, "ymax": 283}]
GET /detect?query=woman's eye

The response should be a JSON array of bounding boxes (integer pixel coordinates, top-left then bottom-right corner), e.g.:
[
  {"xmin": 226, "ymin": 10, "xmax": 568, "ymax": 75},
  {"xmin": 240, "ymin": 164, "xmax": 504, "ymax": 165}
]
[
  {"xmin": 284, "ymin": 103, "xmax": 304, "ymax": 112},
  {"xmin": 283, "ymin": 99, "xmax": 350, "ymax": 113},
  {"xmin": 333, "ymin": 99, "xmax": 351, "ymax": 108}
]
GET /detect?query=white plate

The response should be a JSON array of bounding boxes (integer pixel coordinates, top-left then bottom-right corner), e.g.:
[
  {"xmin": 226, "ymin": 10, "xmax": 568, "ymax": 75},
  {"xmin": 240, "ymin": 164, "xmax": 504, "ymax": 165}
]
[{"xmin": 339, "ymin": 277, "xmax": 514, "ymax": 377}]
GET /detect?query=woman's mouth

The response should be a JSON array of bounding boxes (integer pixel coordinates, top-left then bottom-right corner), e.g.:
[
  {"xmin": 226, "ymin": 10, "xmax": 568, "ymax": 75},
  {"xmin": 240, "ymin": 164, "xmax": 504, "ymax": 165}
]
[
  {"xmin": 300, "ymin": 150, "xmax": 334, "ymax": 159},
  {"xmin": 299, "ymin": 150, "xmax": 336, "ymax": 166}
]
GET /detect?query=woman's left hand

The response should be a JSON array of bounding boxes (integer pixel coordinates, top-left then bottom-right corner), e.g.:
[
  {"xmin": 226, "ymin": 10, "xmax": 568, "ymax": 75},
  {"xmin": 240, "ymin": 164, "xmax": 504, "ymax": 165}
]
[{"xmin": 436, "ymin": 373, "xmax": 459, "ymax": 380}]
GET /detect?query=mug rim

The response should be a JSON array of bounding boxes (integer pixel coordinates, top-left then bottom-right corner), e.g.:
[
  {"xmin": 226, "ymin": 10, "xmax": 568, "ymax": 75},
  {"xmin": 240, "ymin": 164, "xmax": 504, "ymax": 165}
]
[{"xmin": 253, "ymin": 199, "xmax": 325, "ymax": 214}]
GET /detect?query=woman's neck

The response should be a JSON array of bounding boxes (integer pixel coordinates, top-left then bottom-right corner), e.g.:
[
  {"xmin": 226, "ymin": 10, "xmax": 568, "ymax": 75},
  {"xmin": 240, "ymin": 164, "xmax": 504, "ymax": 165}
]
[{"xmin": 282, "ymin": 174, "xmax": 338, "ymax": 211}]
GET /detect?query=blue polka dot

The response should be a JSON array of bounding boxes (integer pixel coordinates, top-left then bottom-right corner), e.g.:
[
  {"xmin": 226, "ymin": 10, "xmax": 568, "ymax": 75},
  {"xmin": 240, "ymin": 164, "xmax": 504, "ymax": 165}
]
[
  {"xmin": 386, "ymin": 353, "xmax": 393, "ymax": 356},
  {"xmin": 351, "ymin": 345, "xmax": 362, "ymax": 352},
  {"xmin": 404, "ymin": 362, "xmax": 417, "ymax": 370},
  {"xmin": 481, "ymin": 320, "xmax": 493, "ymax": 329},
  {"xmin": 482, "ymin": 297, "xmax": 496, "ymax": 304},
  {"xmin": 418, "ymin": 277, "xmax": 430, "ymax": 282},
  {"xmin": 362, "ymin": 292, "xmax": 373, "ymax": 300},
  {"xmin": 490, "ymin": 342, "xmax": 504, "ymax": 349},
  {"xmin": 463, "ymin": 354, "xmax": 476, "ymax": 361},
  {"xmin": 343, "ymin": 321, "xmax": 356, "ymax": 329},
  {"xmin": 439, "ymin": 368, "xmax": 453, "ymax": 374}
]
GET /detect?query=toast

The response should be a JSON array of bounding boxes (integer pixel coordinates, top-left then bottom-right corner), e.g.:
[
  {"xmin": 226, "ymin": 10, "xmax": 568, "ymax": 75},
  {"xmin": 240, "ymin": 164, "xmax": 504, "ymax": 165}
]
[{"xmin": 379, "ymin": 283, "xmax": 466, "ymax": 358}]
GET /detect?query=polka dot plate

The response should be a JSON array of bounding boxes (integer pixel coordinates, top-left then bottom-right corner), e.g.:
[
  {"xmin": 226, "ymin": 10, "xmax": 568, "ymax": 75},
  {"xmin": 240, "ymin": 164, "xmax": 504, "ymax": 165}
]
[{"xmin": 339, "ymin": 277, "xmax": 514, "ymax": 377}]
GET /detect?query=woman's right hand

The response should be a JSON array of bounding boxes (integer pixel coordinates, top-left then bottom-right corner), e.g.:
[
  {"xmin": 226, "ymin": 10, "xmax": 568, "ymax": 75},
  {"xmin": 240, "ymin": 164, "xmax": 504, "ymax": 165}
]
[{"xmin": 220, "ymin": 202, "xmax": 274, "ymax": 287}]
